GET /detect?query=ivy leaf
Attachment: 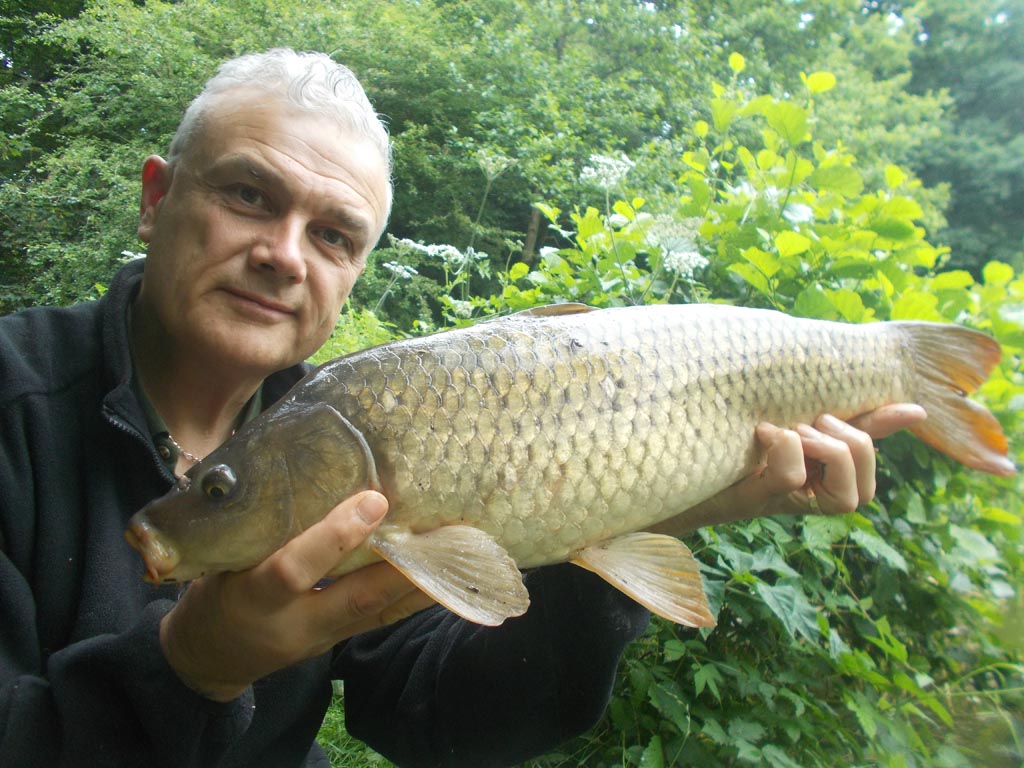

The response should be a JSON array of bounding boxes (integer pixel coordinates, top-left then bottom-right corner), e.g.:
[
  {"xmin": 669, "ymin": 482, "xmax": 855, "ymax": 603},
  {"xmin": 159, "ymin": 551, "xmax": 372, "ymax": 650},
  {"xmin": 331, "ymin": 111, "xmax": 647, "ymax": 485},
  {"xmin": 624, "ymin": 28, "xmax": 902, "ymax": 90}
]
[
  {"xmin": 639, "ymin": 736, "xmax": 664, "ymax": 768},
  {"xmin": 694, "ymin": 662, "xmax": 724, "ymax": 702},
  {"xmin": 762, "ymin": 744, "xmax": 805, "ymax": 768},
  {"xmin": 850, "ymin": 529, "xmax": 908, "ymax": 572},
  {"xmin": 648, "ymin": 680, "xmax": 690, "ymax": 733},
  {"xmin": 755, "ymin": 579, "xmax": 821, "ymax": 644}
]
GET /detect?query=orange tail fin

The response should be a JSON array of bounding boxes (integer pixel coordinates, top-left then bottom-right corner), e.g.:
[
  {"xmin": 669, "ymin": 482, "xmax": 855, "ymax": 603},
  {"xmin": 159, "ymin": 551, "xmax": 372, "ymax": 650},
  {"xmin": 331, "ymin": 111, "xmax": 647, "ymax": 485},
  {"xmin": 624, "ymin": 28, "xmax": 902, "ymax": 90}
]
[{"xmin": 898, "ymin": 322, "xmax": 1015, "ymax": 477}]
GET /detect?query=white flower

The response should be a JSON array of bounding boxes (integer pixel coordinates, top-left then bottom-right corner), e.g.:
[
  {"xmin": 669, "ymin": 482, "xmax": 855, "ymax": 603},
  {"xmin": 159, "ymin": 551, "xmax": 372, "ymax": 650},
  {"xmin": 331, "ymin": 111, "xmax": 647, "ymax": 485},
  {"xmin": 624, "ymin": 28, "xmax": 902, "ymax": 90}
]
[
  {"xmin": 476, "ymin": 150, "xmax": 516, "ymax": 181},
  {"xmin": 120, "ymin": 250, "xmax": 146, "ymax": 261},
  {"xmin": 579, "ymin": 153, "xmax": 635, "ymax": 190},
  {"xmin": 447, "ymin": 299, "xmax": 474, "ymax": 319},
  {"xmin": 382, "ymin": 261, "xmax": 418, "ymax": 280},
  {"xmin": 663, "ymin": 249, "xmax": 709, "ymax": 279},
  {"xmin": 645, "ymin": 215, "xmax": 709, "ymax": 279}
]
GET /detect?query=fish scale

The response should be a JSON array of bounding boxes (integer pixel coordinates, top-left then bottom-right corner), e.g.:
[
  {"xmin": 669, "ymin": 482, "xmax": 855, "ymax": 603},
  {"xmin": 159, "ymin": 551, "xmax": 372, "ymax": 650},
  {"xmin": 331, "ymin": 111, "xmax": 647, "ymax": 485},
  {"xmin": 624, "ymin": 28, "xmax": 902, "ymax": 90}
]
[
  {"xmin": 310, "ymin": 305, "xmax": 903, "ymax": 568},
  {"xmin": 126, "ymin": 303, "xmax": 1014, "ymax": 627}
]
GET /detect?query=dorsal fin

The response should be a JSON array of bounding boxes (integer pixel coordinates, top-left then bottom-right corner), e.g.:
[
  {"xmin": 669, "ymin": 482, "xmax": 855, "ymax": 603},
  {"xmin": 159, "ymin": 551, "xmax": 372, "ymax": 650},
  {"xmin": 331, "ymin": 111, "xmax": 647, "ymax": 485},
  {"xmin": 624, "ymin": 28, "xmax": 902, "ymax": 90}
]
[{"xmin": 508, "ymin": 303, "xmax": 597, "ymax": 318}]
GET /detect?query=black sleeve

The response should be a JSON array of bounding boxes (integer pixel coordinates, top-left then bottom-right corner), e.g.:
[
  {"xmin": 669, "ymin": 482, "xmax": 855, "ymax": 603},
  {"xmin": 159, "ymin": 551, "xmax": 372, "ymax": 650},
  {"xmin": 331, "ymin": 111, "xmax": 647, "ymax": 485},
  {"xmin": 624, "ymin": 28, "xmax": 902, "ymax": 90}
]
[
  {"xmin": 335, "ymin": 563, "xmax": 650, "ymax": 768},
  {"xmin": 0, "ymin": 589, "xmax": 256, "ymax": 768}
]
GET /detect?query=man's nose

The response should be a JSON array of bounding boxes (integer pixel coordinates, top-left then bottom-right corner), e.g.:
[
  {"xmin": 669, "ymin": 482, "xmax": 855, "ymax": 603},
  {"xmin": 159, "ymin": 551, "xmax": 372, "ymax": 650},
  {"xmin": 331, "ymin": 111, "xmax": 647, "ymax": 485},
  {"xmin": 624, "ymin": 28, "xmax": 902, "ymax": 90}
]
[{"xmin": 250, "ymin": 216, "xmax": 308, "ymax": 282}]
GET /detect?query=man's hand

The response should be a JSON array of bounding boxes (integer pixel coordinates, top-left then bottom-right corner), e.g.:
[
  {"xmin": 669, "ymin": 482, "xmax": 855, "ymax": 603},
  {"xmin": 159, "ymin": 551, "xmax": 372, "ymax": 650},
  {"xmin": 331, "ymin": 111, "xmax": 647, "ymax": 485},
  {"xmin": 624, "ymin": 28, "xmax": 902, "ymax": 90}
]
[
  {"xmin": 159, "ymin": 490, "xmax": 435, "ymax": 702},
  {"xmin": 648, "ymin": 404, "xmax": 928, "ymax": 535}
]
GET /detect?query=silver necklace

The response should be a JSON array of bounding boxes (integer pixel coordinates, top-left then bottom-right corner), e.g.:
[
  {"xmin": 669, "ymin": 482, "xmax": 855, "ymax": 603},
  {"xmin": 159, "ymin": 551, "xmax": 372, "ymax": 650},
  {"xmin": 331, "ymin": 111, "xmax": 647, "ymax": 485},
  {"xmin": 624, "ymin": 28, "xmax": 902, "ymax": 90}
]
[{"xmin": 165, "ymin": 433, "xmax": 203, "ymax": 465}]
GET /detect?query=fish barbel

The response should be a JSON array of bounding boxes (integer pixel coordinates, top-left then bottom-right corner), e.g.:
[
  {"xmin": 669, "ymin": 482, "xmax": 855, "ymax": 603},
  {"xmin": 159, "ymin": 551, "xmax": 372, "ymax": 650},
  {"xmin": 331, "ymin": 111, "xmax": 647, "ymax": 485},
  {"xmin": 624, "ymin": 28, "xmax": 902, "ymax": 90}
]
[{"xmin": 125, "ymin": 303, "xmax": 1015, "ymax": 626}]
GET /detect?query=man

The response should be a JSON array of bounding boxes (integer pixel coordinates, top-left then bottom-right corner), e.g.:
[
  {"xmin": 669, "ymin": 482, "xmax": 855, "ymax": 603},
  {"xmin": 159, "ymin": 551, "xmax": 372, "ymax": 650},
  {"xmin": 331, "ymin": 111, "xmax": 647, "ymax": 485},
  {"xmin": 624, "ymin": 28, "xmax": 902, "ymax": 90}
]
[{"xmin": 0, "ymin": 49, "xmax": 923, "ymax": 767}]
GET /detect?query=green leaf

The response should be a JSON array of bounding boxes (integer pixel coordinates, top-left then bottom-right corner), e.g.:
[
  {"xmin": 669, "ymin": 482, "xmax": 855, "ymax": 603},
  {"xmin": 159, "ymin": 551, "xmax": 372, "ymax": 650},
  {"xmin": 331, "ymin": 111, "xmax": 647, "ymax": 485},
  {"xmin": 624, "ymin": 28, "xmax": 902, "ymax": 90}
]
[
  {"xmin": 930, "ymin": 270, "xmax": 974, "ymax": 290},
  {"xmin": 803, "ymin": 515, "xmax": 852, "ymax": 551},
  {"xmin": 884, "ymin": 164, "xmax": 908, "ymax": 188},
  {"xmin": 803, "ymin": 70, "xmax": 837, "ymax": 94},
  {"xmin": 694, "ymin": 662, "xmax": 723, "ymax": 702},
  {"xmin": 845, "ymin": 692, "xmax": 879, "ymax": 739},
  {"xmin": 728, "ymin": 262, "xmax": 771, "ymax": 296},
  {"xmin": 764, "ymin": 101, "xmax": 808, "ymax": 145},
  {"xmin": 711, "ymin": 97, "xmax": 739, "ymax": 132},
  {"xmin": 762, "ymin": 744, "xmax": 805, "ymax": 768},
  {"xmin": 639, "ymin": 736, "xmax": 664, "ymax": 768},
  {"xmin": 729, "ymin": 52, "xmax": 746, "ymax": 73},
  {"xmin": 983, "ymin": 260, "xmax": 1014, "ymax": 287},
  {"xmin": 869, "ymin": 218, "xmax": 917, "ymax": 240},
  {"xmin": 809, "ymin": 165, "xmax": 864, "ymax": 197},
  {"xmin": 742, "ymin": 246, "xmax": 782, "ymax": 277},
  {"xmin": 702, "ymin": 718, "xmax": 729, "ymax": 745},
  {"xmin": 775, "ymin": 230, "xmax": 811, "ymax": 259},
  {"xmin": 612, "ymin": 199, "xmax": 635, "ymax": 221},
  {"xmin": 755, "ymin": 579, "xmax": 821, "ymax": 644},
  {"xmin": 825, "ymin": 288, "xmax": 868, "ymax": 322},
  {"xmin": 850, "ymin": 529, "xmax": 908, "ymax": 572},
  {"xmin": 648, "ymin": 681, "xmax": 690, "ymax": 733},
  {"xmin": 534, "ymin": 202, "xmax": 560, "ymax": 223},
  {"xmin": 793, "ymin": 285, "xmax": 836, "ymax": 319},
  {"xmin": 663, "ymin": 639, "xmax": 688, "ymax": 662},
  {"xmin": 508, "ymin": 262, "xmax": 529, "ymax": 280},
  {"xmin": 891, "ymin": 289, "xmax": 942, "ymax": 321}
]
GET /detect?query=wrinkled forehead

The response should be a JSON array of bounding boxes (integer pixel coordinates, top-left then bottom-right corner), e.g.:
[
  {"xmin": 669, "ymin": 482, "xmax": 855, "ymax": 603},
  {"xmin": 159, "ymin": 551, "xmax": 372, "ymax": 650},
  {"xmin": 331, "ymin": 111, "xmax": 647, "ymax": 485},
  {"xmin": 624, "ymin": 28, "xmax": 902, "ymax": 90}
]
[{"xmin": 180, "ymin": 89, "xmax": 392, "ymax": 229}]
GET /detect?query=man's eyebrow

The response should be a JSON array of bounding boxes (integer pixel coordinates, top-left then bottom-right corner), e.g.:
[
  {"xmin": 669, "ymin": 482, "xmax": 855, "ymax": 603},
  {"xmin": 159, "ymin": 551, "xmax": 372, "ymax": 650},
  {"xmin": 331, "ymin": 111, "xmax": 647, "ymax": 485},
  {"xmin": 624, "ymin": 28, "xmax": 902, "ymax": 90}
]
[
  {"xmin": 204, "ymin": 154, "xmax": 376, "ymax": 242},
  {"xmin": 205, "ymin": 154, "xmax": 275, "ymax": 184}
]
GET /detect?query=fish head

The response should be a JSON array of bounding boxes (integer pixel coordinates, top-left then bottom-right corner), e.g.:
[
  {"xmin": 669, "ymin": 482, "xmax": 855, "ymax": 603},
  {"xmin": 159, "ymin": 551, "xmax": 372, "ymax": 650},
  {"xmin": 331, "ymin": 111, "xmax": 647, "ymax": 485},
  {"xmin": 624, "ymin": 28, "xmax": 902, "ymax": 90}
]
[{"xmin": 125, "ymin": 402, "xmax": 379, "ymax": 583}]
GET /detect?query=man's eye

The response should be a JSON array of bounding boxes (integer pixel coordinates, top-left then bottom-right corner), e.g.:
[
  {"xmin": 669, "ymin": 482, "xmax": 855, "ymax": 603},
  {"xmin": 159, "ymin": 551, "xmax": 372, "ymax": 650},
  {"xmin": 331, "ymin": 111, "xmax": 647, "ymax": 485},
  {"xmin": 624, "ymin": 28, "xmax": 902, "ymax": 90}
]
[
  {"xmin": 319, "ymin": 228, "xmax": 350, "ymax": 249},
  {"xmin": 234, "ymin": 185, "xmax": 265, "ymax": 207}
]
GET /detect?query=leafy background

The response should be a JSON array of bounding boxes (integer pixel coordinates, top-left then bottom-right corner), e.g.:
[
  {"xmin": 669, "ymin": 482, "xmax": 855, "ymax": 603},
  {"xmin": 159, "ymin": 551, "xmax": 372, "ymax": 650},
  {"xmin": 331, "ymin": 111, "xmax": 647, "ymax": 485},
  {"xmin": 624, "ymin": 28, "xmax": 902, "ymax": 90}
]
[{"xmin": 2, "ymin": 1, "xmax": 1021, "ymax": 765}]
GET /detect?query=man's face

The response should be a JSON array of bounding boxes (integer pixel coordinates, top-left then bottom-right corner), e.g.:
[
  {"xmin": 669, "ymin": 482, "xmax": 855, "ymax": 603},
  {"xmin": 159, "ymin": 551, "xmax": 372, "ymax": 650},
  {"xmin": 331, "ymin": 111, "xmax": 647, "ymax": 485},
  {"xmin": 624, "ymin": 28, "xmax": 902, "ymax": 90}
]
[{"xmin": 136, "ymin": 91, "xmax": 390, "ymax": 375}]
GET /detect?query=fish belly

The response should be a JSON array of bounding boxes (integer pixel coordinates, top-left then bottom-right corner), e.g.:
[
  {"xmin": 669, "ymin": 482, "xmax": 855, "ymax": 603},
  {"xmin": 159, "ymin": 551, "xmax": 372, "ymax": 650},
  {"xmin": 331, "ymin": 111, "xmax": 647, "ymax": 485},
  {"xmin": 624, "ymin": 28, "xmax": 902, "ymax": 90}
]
[{"xmin": 308, "ymin": 304, "xmax": 911, "ymax": 569}]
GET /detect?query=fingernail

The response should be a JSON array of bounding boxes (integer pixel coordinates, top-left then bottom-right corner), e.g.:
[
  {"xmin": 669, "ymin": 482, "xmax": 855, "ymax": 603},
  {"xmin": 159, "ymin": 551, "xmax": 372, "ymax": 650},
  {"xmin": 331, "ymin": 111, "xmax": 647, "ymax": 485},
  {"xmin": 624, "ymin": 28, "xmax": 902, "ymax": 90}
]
[
  {"xmin": 818, "ymin": 413, "xmax": 845, "ymax": 431},
  {"xmin": 795, "ymin": 423, "xmax": 818, "ymax": 438},
  {"xmin": 357, "ymin": 492, "xmax": 388, "ymax": 525}
]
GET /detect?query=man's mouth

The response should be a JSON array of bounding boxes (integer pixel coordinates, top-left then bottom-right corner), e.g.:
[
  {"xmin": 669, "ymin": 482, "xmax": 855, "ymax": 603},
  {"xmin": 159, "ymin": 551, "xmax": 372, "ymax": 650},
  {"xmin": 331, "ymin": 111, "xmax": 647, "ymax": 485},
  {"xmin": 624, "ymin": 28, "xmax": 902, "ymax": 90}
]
[{"xmin": 223, "ymin": 288, "xmax": 295, "ymax": 317}]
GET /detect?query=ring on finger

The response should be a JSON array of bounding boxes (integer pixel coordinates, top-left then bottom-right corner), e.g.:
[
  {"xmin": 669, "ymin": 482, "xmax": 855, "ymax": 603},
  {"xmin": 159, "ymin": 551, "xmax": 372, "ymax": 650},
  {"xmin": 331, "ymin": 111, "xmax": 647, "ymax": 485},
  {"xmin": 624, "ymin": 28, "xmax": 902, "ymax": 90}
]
[{"xmin": 805, "ymin": 487, "xmax": 821, "ymax": 514}]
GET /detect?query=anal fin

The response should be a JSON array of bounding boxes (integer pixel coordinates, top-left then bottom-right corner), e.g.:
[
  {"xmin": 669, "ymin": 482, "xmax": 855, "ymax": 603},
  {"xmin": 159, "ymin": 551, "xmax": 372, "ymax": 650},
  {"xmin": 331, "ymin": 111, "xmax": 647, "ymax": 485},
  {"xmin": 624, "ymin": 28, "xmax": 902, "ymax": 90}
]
[
  {"xmin": 572, "ymin": 533, "xmax": 716, "ymax": 628},
  {"xmin": 372, "ymin": 525, "xmax": 530, "ymax": 626}
]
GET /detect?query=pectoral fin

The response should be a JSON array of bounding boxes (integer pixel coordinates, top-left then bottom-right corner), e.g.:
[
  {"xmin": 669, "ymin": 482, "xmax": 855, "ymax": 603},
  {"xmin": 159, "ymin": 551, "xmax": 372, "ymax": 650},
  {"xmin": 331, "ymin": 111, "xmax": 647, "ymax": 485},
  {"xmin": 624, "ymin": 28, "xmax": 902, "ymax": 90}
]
[
  {"xmin": 371, "ymin": 525, "xmax": 530, "ymax": 626},
  {"xmin": 572, "ymin": 533, "xmax": 716, "ymax": 628}
]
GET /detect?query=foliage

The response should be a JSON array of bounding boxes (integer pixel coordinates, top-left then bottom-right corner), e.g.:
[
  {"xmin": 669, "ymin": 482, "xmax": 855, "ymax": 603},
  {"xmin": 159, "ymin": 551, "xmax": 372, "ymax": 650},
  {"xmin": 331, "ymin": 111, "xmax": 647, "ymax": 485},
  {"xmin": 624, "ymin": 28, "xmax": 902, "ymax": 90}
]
[
  {"xmin": 904, "ymin": 0, "xmax": 1024, "ymax": 273},
  {"xmin": 346, "ymin": 64, "xmax": 1024, "ymax": 768},
  {"xmin": 2, "ymin": 1, "xmax": 1022, "ymax": 765},
  {"xmin": 2, "ymin": 0, "xmax": 979, "ymax": 313}
]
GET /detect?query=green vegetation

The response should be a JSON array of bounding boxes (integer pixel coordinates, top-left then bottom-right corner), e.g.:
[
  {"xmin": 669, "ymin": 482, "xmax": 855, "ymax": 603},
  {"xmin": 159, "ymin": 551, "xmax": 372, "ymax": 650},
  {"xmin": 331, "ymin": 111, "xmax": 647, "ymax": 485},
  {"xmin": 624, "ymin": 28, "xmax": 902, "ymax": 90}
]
[{"xmin": 3, "ymin": 1, "xmax": 1021, "ymax": 765}]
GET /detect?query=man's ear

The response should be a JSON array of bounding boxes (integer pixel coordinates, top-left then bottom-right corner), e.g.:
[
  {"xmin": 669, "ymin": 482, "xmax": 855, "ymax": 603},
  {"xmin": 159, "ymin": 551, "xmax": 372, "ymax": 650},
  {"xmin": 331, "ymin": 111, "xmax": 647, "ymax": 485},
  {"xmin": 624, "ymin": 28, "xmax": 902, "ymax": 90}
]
[{"xmin": 138, "ymin": 155, "xmax": 171, "ymax": 243}]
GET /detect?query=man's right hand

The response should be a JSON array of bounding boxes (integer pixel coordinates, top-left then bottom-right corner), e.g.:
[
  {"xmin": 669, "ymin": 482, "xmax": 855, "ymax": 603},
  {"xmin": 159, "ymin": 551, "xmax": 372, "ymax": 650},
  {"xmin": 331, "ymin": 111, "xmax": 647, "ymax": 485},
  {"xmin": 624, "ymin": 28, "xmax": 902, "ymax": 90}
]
[{"xmin": 158, "ymin": 490, "xmax": 435, "ymax": 702}]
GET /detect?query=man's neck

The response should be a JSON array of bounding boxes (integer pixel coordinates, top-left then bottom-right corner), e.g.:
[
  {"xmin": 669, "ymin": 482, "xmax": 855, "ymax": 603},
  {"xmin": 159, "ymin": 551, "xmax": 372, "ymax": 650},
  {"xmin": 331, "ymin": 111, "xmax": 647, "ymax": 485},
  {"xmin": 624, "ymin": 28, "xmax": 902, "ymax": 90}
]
[{"xmin": 130, "ymin": 300, "xmax": 263, "ymax": 464}]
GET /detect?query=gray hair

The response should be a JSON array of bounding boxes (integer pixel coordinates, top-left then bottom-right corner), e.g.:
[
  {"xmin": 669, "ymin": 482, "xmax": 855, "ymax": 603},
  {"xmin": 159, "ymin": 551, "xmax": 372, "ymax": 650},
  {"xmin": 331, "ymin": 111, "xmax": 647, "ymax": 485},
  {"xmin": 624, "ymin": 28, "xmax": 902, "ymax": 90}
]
[{"xmin": 168, "ymin": 48, "xmax": 392, "ymax": 207}]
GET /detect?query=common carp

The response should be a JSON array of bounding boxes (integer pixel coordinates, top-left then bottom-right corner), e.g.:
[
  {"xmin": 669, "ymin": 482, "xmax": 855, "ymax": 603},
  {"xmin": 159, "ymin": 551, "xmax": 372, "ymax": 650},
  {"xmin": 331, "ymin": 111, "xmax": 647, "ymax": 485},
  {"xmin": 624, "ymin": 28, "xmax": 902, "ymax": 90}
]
[{"xmin": 125, "ymin": 303, "xmax": 1015, "ymax": 627}]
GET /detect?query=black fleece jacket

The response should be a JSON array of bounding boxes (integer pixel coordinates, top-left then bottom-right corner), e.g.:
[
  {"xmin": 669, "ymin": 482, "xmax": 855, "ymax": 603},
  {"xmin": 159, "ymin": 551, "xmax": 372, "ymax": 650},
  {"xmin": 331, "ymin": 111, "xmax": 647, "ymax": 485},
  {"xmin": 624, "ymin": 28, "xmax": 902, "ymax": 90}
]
[{"xmin": 0, "ymin": 259, "xmax": 649, "ymax": 768}]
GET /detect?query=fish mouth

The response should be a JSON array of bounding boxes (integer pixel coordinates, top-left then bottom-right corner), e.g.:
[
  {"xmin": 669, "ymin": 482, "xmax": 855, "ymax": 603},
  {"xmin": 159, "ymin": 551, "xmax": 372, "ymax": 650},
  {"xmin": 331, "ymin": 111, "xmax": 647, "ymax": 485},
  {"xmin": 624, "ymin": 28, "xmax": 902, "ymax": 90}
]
[{"xmin": 124, "ymin": 517, "xmax": 181, "ymax": 583}]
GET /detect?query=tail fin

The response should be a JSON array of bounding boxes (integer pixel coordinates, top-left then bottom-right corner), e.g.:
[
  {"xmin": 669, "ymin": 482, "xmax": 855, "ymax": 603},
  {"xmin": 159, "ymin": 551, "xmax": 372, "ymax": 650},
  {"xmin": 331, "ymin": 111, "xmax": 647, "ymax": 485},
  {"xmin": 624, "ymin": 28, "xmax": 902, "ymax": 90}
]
[{"xmin": 898, "ymin": 323, "xmax": 1015, "ymax": 477}]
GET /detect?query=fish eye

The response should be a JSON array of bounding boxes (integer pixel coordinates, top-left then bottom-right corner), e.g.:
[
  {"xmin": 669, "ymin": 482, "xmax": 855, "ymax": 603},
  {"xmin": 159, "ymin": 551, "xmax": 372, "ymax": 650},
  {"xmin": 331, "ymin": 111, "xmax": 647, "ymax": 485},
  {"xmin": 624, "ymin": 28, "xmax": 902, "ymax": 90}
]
[{"xmin": 200, "ymin": 464, "xmax": 237, "ymax": 501}]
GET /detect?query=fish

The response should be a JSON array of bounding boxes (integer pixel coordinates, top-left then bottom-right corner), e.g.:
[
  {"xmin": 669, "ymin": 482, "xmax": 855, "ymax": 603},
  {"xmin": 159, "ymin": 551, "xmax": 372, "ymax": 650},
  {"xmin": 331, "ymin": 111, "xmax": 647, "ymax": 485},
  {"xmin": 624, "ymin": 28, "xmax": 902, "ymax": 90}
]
[{"xmin": 125, "ymin": 303, "xmax": 1015, "ymax": 627}]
